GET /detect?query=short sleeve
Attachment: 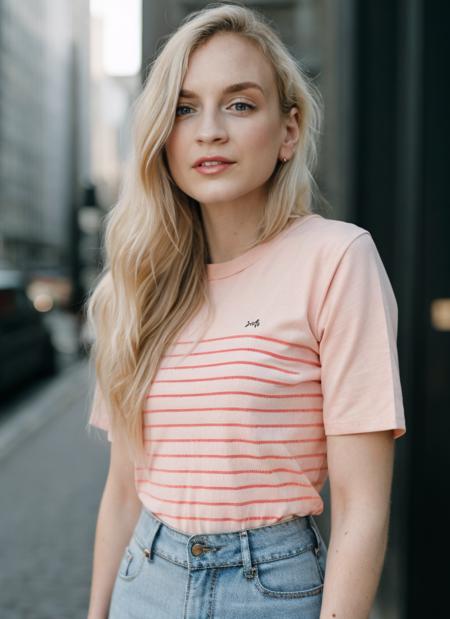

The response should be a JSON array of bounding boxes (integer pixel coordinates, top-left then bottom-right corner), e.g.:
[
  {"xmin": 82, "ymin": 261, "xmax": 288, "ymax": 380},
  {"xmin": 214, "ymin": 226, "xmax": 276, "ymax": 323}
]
[
  {"xmin": 88, "ymin": 381, "xmax": 113, "ymax": 442},
  {"xmin": 316, "ymin": 232, "xmax": 406, "ymax": 439}
]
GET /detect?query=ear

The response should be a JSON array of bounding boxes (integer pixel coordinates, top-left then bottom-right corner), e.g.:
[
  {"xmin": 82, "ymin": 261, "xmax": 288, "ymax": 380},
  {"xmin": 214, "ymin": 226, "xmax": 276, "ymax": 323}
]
[{"xmin": 280, "ymin": 106, "xmax": 300, "ymax": 158}]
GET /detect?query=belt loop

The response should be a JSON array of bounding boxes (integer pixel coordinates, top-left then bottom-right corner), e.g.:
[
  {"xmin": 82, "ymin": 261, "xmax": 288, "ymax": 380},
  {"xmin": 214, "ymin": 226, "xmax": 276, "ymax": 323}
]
[
  {"xmin": 307, "ymin": 515, "xmax": 321, "ymax": 556},
  {"xmin": 239, "ymin": 530, "xmax": 256, "ymax": 579},
  {"xmin": 143, "ymin": 518, "xmax": 162, "ymax": 562}
]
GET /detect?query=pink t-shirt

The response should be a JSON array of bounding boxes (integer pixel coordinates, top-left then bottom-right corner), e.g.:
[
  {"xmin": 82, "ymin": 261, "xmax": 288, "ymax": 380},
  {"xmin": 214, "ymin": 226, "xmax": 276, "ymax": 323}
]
[{"xmin": 88, "ymin": 213, "xmax": 406, "ymax": 534}]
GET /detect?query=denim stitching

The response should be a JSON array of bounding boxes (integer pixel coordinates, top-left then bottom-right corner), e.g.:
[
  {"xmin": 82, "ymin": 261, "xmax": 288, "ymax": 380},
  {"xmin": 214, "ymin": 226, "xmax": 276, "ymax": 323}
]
[
  {"xmin": 207, "ymin": 567, "xmax": 218, "ymax": 619},
  {"xmin": 150, "ymin": 541, "xmax": 316, "ymax": 570}
]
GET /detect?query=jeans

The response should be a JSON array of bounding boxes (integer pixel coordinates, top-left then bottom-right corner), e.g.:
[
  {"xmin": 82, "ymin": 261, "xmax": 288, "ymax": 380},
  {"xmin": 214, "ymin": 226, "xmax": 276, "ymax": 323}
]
[{"xmin": 108, "ymin": 506, "xmax": 328, "ymax": 618}]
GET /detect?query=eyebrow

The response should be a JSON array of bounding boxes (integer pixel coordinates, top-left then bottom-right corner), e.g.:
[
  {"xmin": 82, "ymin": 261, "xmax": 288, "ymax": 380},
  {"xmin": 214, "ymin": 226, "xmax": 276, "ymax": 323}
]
[{"xmin": 178, "ymin": 81, "xmax": 265, "ymax": 98}]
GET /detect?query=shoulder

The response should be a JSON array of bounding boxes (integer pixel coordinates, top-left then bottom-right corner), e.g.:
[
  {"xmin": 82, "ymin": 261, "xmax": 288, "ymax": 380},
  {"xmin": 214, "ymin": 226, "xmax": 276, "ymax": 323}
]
[{"xmin": 286, "ymin": 213, "xmax": 374, "ymax": 266}]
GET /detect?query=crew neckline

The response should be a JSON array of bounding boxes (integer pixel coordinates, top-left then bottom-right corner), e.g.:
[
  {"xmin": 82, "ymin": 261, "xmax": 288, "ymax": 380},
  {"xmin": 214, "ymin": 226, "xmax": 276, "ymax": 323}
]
[{"xmin": 206, "ymin": 213, "xmax": 320, "ymax": 280}]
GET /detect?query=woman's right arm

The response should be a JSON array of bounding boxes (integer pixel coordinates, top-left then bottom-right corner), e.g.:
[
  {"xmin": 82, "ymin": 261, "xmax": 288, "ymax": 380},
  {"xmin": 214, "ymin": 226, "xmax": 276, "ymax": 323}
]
[{"xmin": 87, "ymin": 428, "xmax": 143, "ymax": 619}]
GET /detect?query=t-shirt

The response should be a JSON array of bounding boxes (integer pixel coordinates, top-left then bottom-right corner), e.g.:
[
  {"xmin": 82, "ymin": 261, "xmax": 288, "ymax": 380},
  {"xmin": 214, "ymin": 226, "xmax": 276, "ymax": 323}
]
[{"xmin": 88, "ymin": 213, "xmax": 406, "ymax": 534}]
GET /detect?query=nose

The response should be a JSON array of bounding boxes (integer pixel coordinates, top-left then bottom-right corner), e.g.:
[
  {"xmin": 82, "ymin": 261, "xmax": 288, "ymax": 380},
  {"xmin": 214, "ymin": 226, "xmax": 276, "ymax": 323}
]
[{"xmin": 195, "ymin": 108, "xmax": 228, "ymax": 143}]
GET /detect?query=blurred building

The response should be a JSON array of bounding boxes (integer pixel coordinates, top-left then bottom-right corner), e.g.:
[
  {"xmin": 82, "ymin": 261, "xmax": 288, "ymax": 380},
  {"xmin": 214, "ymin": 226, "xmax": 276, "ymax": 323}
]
[
  {"xmin": 82, "ymin": 0, "xmax": 141, "ymax": 297},
  {"xmin": 89, "ymin": 5, "xmax": 141, "ymax": 209},
  {"xmin": 0, "ymin": 0, "xmax": 91, "ymax": 277},
  {"xmin": 0, "ymin": 0, "xmax": 142, "ymax": 312}
]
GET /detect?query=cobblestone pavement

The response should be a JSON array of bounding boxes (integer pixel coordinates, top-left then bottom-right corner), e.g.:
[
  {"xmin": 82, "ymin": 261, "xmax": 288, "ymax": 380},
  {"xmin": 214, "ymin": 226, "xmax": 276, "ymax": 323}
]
[{"xmin": 0, "ymin": 360, "xmax": 110, "ymax": 618}]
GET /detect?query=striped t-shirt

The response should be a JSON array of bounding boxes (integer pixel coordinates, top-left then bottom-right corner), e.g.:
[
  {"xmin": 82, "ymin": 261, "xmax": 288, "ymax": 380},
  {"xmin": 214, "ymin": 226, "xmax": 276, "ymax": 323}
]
[{"xmin": 88, "ymin": 213, "xmax": 406, "ymax": 534}]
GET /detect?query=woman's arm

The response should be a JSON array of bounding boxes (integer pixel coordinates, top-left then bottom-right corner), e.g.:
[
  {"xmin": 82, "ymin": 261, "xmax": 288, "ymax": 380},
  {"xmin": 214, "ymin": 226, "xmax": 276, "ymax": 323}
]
[
  {"xmin": 87, "ymin": 429, "xmax": 143, "ymax": 619},
  {"xmin": 319, "ymin": 430, "xmax": 395, "ymax": 619}
]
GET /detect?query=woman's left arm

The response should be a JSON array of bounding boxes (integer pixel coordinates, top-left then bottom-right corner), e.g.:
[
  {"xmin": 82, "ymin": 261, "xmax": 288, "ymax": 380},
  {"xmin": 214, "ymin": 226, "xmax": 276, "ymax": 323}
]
[{"xmin": 319, "ymin": 429, "xmax": 395, "ymax": 619}]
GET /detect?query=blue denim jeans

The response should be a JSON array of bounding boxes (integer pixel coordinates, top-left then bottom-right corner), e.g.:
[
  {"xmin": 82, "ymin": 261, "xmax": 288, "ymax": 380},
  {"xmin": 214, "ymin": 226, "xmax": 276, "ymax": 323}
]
[{"xmin": 108, "ymin": 506, "xmax": 328, "ymax": 618}]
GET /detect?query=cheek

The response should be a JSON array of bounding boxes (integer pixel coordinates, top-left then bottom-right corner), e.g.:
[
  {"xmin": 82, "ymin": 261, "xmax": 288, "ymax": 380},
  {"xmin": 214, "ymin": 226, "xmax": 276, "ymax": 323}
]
[{"xmin": 239, "ymin": 119, "xmax": 280, "ymax": 153}]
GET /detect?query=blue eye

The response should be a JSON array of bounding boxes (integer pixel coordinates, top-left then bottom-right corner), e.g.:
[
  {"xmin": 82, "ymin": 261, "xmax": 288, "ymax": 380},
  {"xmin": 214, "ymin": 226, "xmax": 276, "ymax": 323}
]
[
  {"xmin": 231, "ymin": 102, "xmax": 254, "ymax": 112},
  {"xmin": 175, "ymin": 105, "xmax": 192, "ymax": 116},
  {"xmin": 175, "ymin": 101, "xmax": 255, "ymax": 116}
]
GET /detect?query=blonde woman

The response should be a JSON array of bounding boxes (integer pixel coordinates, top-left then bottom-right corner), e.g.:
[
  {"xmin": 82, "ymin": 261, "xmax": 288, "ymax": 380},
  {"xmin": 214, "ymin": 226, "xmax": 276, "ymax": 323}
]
[{"xmin": 86, "ymin": 3, "xmax": 406, "ymax": 618}]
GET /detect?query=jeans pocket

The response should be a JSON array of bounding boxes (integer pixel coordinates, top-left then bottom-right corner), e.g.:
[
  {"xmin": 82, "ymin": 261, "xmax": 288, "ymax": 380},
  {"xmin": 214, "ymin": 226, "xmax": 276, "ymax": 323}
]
[
  {"xmin": 252, "ymin": 545, "xmax": 324, "ymax": 599},
  {"xmin": 117, "ymin": 534, "xmax": 146, "ymax": 582}
]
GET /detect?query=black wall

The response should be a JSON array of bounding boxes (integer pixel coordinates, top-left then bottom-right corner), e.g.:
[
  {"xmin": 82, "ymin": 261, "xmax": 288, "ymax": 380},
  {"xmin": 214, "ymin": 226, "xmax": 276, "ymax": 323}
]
[{"xmin": 353, "ymin": 1, "xmax": 450, "ymax": 617}]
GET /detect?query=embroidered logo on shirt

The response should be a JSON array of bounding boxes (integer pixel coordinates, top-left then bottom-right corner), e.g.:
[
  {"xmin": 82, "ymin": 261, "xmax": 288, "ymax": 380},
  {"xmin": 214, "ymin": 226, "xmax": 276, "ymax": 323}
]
[{"xmin": 245, "ymin": 318, "xmax": 260, "ymax": 328}]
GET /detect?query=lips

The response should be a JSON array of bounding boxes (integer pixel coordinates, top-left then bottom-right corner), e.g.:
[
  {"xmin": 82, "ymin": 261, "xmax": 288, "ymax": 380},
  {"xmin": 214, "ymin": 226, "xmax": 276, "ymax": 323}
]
[
  {"xmin": 193, "ymin": 156, "xmax": 235, "ymax": 167},
  {"xmin": 194, "ymin": 161, "xmax": 235, "ymax": 175}
]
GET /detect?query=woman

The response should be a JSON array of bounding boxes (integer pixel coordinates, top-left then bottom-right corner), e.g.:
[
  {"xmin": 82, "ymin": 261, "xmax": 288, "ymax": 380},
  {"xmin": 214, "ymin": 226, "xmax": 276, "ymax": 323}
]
[{"xmin": 86, "ymin": 3, "xmax": 406, "ymax": 618}]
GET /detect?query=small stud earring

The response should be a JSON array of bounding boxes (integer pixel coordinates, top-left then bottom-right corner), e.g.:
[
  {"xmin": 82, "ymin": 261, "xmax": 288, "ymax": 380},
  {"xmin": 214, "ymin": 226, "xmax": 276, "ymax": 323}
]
[{"xmin": 281, "ymin": 157, "xmax": 288, "ymax": 164}]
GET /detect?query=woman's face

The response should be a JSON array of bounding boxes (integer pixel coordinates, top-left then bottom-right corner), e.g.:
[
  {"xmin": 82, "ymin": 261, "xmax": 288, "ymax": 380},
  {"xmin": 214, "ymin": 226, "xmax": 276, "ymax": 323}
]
[{"xmin": 164, "ymin": 32, "xmax": 294, "ymax": 211}]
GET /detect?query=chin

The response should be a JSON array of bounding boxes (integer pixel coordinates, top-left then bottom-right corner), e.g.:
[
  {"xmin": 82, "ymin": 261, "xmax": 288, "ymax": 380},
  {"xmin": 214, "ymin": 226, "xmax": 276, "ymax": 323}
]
[
  {"xmin": 192, "ymin": 182, "xmax": 259, "ymax": 202},
  {"xmin": 187, "ymin": 187, "xmax": 244, "ymax": 203},
  {"xmin": 195, "ymin": 194, "xmax": 245, "ymax": 207}
]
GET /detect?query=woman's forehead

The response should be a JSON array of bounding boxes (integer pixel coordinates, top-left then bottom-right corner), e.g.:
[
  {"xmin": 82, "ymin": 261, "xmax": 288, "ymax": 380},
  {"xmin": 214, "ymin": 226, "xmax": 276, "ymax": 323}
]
[{"xmin": 182, "ymin": 35, "xmax": 275, "ymax": 95}]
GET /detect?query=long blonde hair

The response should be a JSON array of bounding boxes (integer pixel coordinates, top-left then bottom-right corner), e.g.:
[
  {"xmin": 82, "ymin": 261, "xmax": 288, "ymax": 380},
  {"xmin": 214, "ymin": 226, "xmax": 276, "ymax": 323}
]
[{"xmin": 85, "ymin": 1, "xmax": 324, "ymax": 466}]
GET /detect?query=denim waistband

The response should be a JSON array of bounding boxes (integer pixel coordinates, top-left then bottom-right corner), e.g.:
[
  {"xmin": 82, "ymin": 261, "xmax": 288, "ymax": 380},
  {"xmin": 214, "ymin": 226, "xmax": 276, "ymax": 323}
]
[{"xmin": 132, "ymin": 507, "xmax": 323, "ymax": 575}]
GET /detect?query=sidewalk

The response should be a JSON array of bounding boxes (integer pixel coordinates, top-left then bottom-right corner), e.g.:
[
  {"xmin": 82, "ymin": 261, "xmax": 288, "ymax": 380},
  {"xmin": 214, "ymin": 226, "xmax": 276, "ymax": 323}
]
[
  {"xmin": 0, "ymin": 357, "xmax": 93, "ymax": 461},
  {"xmin": 0, "ymin": 357, "xmax": 108, "ymax": 618}
]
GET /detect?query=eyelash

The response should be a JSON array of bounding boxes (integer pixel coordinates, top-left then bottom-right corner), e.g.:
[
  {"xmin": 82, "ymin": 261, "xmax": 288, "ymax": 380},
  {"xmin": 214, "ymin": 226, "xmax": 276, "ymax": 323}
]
[{"xmin": 175, "ymin": 101, "xmax": 255, "ymax": 116}]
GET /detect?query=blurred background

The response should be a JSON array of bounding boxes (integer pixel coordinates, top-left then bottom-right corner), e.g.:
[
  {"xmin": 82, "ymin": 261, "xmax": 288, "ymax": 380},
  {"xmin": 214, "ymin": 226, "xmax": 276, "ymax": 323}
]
[{"xmin": 0, "ymin": 1, "xmax": 448, "ymax": 617}]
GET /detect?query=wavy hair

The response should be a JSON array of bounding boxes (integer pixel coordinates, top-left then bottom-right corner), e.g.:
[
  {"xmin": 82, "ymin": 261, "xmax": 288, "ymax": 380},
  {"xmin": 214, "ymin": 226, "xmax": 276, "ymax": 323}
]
[{"xmin": 85, "ymin": 1, "xmax": 324, "ymax": 467}]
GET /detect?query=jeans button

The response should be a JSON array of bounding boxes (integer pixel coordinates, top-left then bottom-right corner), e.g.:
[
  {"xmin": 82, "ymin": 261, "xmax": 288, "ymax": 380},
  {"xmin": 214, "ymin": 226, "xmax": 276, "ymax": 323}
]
[{"xmin": 191, "ymin": 543, "xmax": 205, "ymax": 556}]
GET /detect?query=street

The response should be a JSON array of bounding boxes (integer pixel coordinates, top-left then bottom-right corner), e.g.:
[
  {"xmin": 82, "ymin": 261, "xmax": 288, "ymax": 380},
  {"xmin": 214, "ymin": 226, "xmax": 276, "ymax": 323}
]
[{"xmin": 0, "ymin": 360, "xmax": 109, "ymax": 618}]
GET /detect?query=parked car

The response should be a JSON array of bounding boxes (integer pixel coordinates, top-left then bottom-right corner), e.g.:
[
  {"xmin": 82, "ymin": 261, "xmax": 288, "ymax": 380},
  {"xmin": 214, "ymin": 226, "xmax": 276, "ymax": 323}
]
[{"xmin": 0, "ymin": 270, "xmax": 56, "ymax": 396}]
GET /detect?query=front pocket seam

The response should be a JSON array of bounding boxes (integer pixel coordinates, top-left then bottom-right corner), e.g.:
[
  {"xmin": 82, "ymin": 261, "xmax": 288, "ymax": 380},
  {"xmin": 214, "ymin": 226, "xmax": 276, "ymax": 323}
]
[
  {"xmin": 251, "ymin": 547, "xmax": 324, "ymax": 599},
  {"xmin": 314, "ymin": 550, "xmax": 325, "ymax": 584},
  {"xmin": 253, "ymin": 567, "xmax": 324, "ymax": 599},
  {"xmin": 117, "ymin": 542, "xmax": 145, "ymax": 582}
]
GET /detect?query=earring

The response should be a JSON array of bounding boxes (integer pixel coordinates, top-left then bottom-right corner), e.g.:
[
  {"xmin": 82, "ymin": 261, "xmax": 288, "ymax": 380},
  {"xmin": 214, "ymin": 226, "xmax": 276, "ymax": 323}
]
[{"xmin": 281, "ymin": 157, "xmax": 288, "ymax": 164}]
